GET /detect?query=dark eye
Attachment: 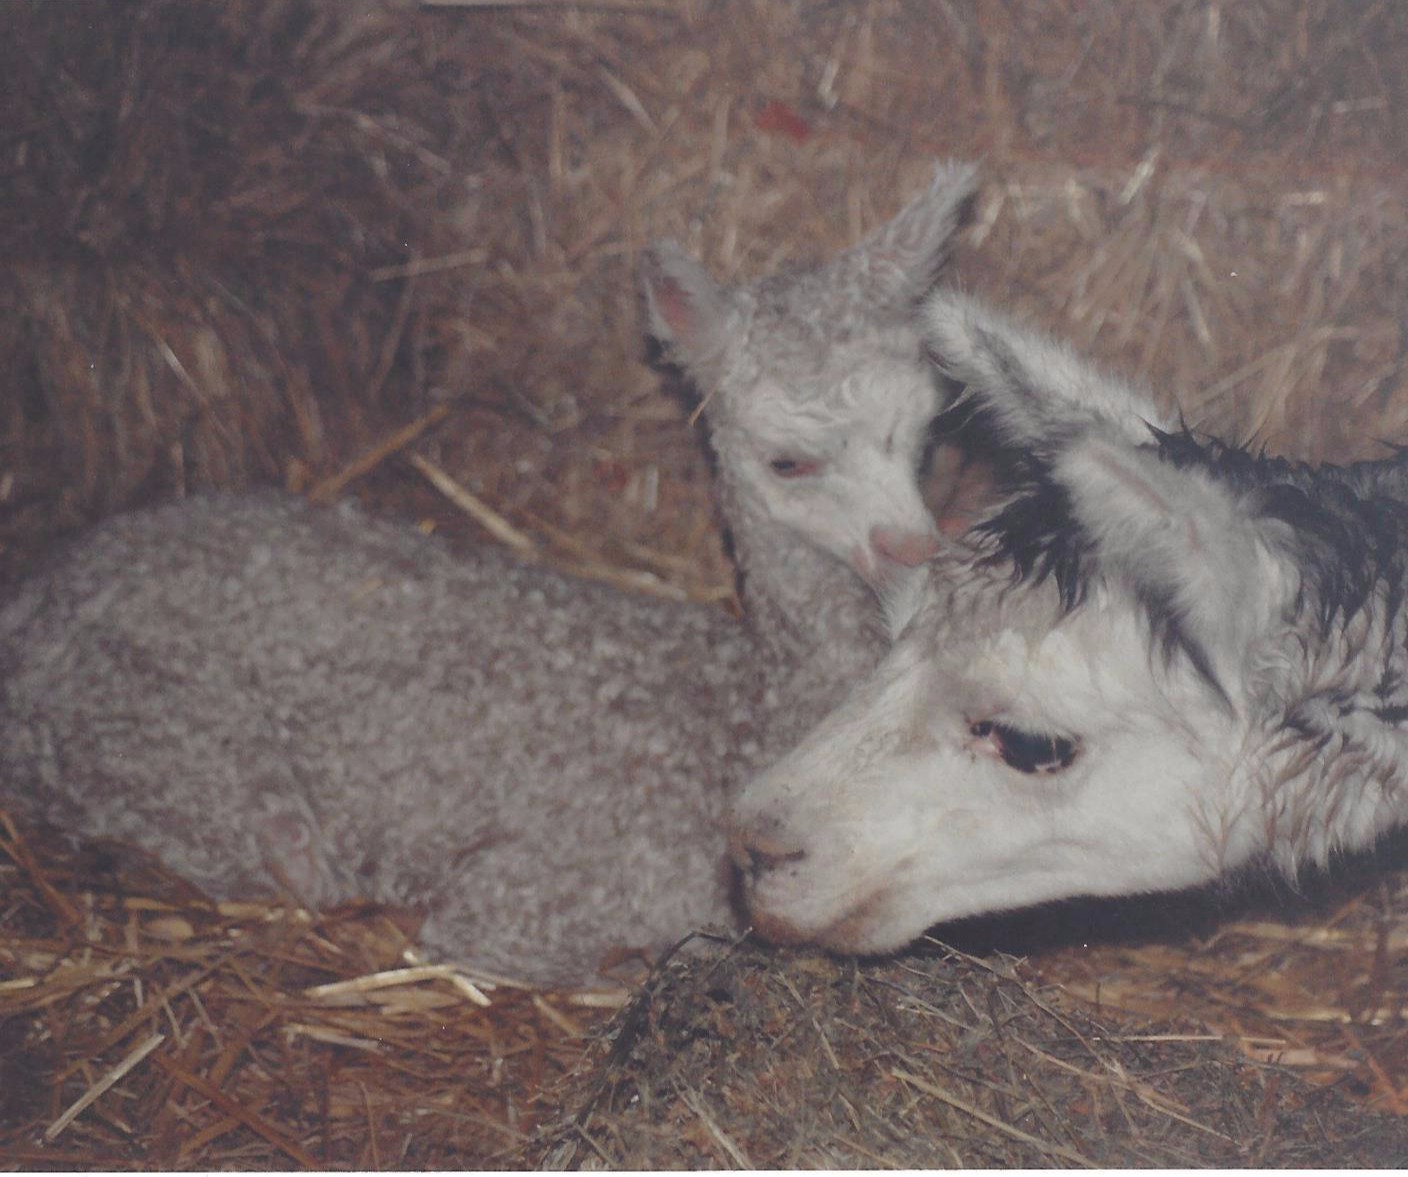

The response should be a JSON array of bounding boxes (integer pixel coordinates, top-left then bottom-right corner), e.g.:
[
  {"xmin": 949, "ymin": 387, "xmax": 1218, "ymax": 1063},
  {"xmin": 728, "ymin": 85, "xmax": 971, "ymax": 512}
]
[
  {"xmin": 970, "ymin": 719, "xmax": 1078, "ymax": 774},
  {"xmin": 769, "ymin": 456, "xmax": 820, "ymax": 479}
]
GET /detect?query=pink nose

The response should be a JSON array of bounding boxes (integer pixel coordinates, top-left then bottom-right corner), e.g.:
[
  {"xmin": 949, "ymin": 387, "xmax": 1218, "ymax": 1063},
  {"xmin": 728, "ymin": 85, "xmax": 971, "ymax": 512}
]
[{"xmin": 870, "ymin": 526, "xmax": 940, "ymax": 567}]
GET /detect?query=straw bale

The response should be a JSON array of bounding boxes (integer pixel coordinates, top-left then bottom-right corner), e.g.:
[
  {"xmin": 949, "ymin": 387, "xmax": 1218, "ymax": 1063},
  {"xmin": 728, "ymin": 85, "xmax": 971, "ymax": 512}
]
[
  {"xmin": 4, "ymin": 0, "xmax": 1408, "ymax": 1169},
  {"xmin": 6, "ymin": 1, "xmax": 1408, "ymax": 568},
  {"xmin": 0, "ymin": 0, "xmax": 476, "ymax": 552}
]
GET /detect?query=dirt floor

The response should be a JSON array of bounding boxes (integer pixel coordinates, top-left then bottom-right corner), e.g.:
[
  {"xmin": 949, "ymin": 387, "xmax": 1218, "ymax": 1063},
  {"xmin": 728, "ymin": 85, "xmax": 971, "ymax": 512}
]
[{"xmin": 3, "ymin": 0, "xmax": 1408, "ymax": 1167}]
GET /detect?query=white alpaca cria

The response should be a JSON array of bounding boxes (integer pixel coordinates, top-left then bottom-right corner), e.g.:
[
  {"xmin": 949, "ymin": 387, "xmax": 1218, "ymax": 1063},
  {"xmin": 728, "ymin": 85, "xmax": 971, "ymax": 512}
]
[
  {"xmin": 641, "ymin": 161, "xmax": 978, "ymax": 675},
  {"xmin": 730, "ymin": 295, "xmax": 1408, "ymax": 958}
]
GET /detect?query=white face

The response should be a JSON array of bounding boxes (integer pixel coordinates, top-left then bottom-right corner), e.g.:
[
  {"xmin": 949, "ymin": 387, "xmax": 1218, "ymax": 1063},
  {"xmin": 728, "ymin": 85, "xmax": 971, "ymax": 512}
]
[
  {"xmin": 721, "ymin": 349, "xmax": 943, "ymax": 587},
  {"xmin": 729, "ymin": 566, "xmax": 1255, "ymax": 955}
]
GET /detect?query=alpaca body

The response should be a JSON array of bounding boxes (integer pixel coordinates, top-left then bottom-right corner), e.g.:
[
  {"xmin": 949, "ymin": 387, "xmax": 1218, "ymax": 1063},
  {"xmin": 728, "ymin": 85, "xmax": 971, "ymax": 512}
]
[{"xmin": 1, "ymin": 494, "xmax": 772, "ymax": 985}]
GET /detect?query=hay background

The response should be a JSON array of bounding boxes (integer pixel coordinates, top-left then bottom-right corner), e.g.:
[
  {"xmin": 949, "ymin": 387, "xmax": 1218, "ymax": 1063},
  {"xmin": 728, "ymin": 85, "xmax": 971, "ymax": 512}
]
[{"xmin": 2, "ymin": 0, "xmax": 1407, "ymax": 1167}]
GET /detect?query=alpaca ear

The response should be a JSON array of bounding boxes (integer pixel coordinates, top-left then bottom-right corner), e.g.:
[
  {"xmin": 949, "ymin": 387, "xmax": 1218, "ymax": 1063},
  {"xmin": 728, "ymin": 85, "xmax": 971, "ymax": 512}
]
[
  {"xmin": 1054, "ymin": 430, "xmax": 1288, "ymax": 705},
  {"xmin": 923, "ymin": 290, "xmax": 1167, "ymax": 449},
  {"xmin": 829, "ymin": 160, "xmax": 978, "ymax": 310},
  {"xmin": 640, "ymin": 240, "xmax": 738, "ymax": 386}
]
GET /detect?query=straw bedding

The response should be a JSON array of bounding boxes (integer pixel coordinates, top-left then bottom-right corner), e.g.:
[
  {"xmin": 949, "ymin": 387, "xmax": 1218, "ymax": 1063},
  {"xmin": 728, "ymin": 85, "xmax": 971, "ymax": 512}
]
[{"xmin": 2, "ymin": 0, "xmax": 1406, "ymax": 1166}]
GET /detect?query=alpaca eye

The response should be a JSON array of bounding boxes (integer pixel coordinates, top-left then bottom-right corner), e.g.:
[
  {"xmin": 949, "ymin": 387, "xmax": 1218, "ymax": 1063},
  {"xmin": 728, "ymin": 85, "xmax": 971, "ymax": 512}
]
[
  {"xmin": 769, "ymin": 456, "xmax": 820, "ymax": 479},
  {"xmin": 970, "ymin": 719, "xmax": 1078, "ymax": 774}
]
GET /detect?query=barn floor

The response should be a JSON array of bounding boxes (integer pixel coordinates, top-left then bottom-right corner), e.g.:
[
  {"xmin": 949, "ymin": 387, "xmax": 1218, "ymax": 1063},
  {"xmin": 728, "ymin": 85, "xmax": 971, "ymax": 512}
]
[{"xmin": 3, "ymin": 815, "xmax": 1406, "ymax": 1167}]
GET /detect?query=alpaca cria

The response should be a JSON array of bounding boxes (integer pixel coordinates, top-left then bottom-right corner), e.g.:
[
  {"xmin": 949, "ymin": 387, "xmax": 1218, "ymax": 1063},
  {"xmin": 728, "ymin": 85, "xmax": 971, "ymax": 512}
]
[
  {"xmin": 730, "ymin": 289, "xmax": 1408, "ymax": 957},
  {"xmin": 0, "ymin": 495, "xmax": 767, "ymax": 987},
  {"xmin": 641, "ymin": 161, "xmax": 979, "ymax": 674}
]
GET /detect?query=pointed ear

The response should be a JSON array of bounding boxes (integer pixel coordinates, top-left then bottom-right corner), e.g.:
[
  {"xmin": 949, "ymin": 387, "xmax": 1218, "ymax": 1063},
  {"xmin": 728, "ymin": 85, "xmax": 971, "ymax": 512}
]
[
  {"xmin": 1055, "ymin": 431, "xmax": 1288, "ymax": 705},
  {"xmin": 829, "ymin": 160, "xmax": 979, "ymax": 310},
  {"xmin": 923, "ymin": 291, "xmax": 1167, "ymax": 450},
  {"xmin": 639, "ymin": 240, "xmax": 738, "ymax": 386}
]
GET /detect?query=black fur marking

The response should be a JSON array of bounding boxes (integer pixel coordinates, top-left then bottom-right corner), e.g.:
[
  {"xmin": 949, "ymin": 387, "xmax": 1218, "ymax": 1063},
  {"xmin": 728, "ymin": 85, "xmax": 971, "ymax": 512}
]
[
  {"xmin": 1372, "ymin": 665, "xmax": 1408, "ymax": 721},
  {"xmin": 949, "ymin": 417, "xmax": 1229, "ymax": 696},
  {"xmin": 948, "ymin": 404, "xmax": 1408, "ymax": 700},
  {"xmin": 1282, "ymin": 711, "xmax": 1324, "ymax": 743},
  {"xmin": 926, "ymin": 373, "xmax": 1098, "ymax": 608},
  {"xmin": 1151, "ymin": 428, "xmax": 1408, "ymax": 635},
  {"xmin": 973, "ymin": 464, "xmax": 1093, "ymax": 612},
  {"xmin": 1129, "ymin": 575, "xmax": 1233, "ymax": 711},
  {"xmin": 926, "ymin": 394, "xmax": 1027, "ymax": 488}
]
